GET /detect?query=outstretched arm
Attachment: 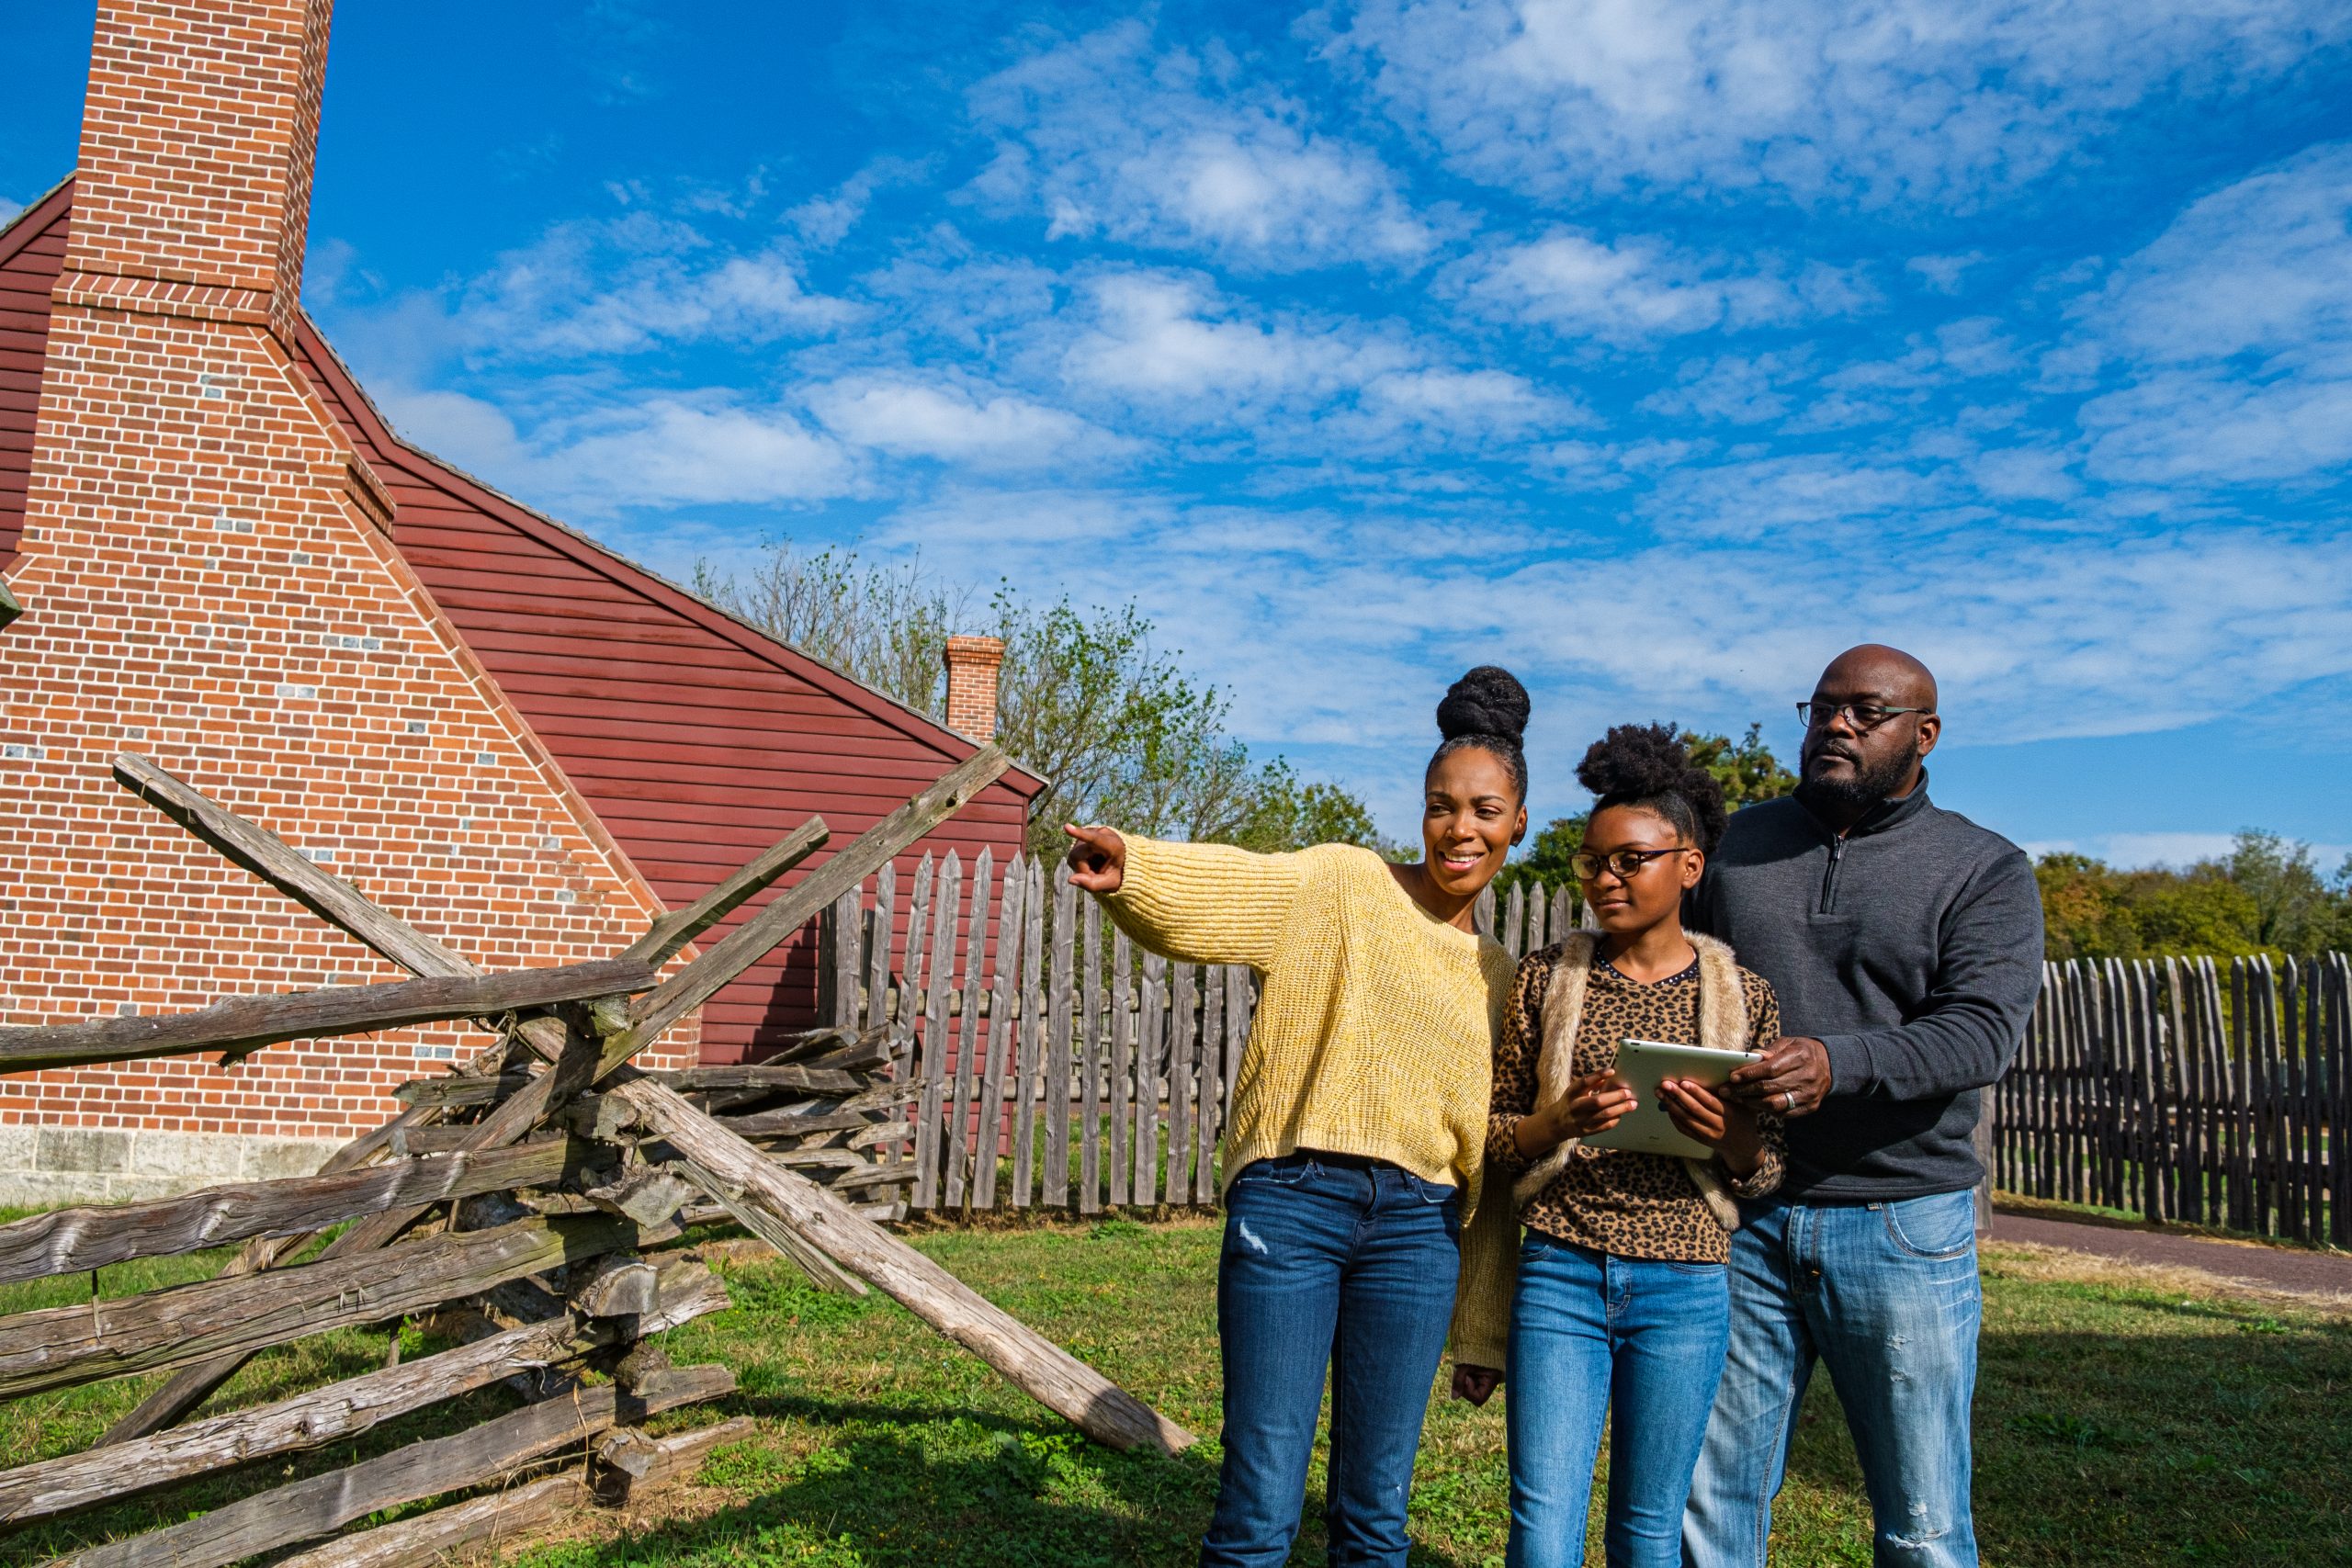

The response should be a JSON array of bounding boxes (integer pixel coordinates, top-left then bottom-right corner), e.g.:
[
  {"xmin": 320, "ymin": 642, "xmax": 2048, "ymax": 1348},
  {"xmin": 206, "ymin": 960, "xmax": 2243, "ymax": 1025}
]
[{"xmin": 1068, "ymin": 826, "xmax": 1308, "ymax": 970}]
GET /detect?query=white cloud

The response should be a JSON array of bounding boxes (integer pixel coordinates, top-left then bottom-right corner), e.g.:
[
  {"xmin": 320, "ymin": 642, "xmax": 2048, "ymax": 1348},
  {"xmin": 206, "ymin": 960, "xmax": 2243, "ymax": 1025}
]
[
  {"xmin": 969, "ymin": 20, "xmax": 1446, "ymax": 269},
  {"xmin": 441, "ymin": 213, "xmax": 854, "ymax": 361},
  {"xmin": 1322, "ymin": 0, "xmax": 2345, "ymax": 207},
  {"xmin": 1638, "ymin": 352, "xmax": 1809, "ymax": 423},
  {"xmin": 1058, "ymin": 270, "xmax": 1408, "ymax": 407},
  {"xmin": 807, "ymin": 377, "xmax": 1137, "ymax": 469},
  {"xmin": 379, "ymin": 386, "xmax": 863, "ymax": 518},
  {"xmin": 1907, "ymin": 252, "xmax": 1987, "ymax": 294},
  {"xmin": 2074, "ymin": 141, "xmax": 2352, "ymax": 486},
  {"xmin": 1449, "ymin": 229, "xmax": 1872, "ymax": 342}
]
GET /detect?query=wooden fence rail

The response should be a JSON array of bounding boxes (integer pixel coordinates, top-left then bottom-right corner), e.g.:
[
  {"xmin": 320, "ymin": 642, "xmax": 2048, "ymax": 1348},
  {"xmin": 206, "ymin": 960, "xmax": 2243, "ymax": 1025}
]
[
  {"xmin": 1995, "ymin": 952, "xmax": 2350, "ymax": 1245},
  {"xmin": 820, "ymin": 861, "xmax": 1589, "ymax": 1213}
]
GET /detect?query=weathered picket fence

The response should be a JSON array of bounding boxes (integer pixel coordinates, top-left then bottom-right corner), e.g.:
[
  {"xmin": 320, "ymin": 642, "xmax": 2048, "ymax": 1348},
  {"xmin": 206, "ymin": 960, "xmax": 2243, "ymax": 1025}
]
[
  {"xmin": 1994, "ymin": 953, "xmax": 2350, "ymax": 1244},
  {"xmin": 0, "ymin": 750, "xmax": 1189, "ymax": 1566},
  {"xmin": 816, "ymin": 860, "xmax": 1589, "ymax": 1214}
]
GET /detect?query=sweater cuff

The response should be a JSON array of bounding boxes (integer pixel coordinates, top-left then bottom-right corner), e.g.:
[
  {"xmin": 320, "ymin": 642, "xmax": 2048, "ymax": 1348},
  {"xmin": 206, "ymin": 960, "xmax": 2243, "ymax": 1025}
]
[{"xmin": 1818, "ymin": 1034, "xmax": 1871, "ymax": 1096}]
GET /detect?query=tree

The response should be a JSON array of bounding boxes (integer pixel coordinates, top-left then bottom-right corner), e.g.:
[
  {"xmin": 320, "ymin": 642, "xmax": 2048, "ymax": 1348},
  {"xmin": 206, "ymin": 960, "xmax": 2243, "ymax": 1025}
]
[
  {"xmin": 2028, "ymin": 830, "xmax": 2352, "ymax": 961},
  {"xmin": 695, "ymin": 538, "xmax": 1384, "ymax": 861},
  {"xmin": 1490, "ymin": 723, "xmax": 1794, "ymax": 901},
  {"xmin": 1681, "ymin": 722, "xmax": 1798, "ymax": 810}
]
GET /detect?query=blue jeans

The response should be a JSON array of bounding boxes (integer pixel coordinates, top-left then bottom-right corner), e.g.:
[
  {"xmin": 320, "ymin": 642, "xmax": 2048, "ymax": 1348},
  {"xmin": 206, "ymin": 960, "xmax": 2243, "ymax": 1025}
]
[
  {"xmin": 1682, "ymin": 1190, "xmax": 1983, "ymax": 1568},
  {"xmin": 1203, "ymin": 1153, "xmax": 1463, "ymax": 1568},
  {"xmin": 1506, "ymin": 1234, "xmax": 1731, "ymax": 1568}
]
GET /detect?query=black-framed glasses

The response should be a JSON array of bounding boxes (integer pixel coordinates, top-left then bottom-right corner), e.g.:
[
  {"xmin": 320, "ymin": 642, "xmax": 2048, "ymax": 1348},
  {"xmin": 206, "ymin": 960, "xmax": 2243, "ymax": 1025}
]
[
  {"xmin": 1796, "ymin": 701, "xmax": 1933, "ymax": 730},
  {"xmin": 1570, "ymin": 847, "xmax": 1690, "ymax": 882}
]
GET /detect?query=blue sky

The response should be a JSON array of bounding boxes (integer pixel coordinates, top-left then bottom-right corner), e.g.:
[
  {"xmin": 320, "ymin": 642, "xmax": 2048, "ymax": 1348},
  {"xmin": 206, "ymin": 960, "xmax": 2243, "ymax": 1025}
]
[{"xmin": 7, "ymin": 1, "xmax": 2351, "ymax": 866}]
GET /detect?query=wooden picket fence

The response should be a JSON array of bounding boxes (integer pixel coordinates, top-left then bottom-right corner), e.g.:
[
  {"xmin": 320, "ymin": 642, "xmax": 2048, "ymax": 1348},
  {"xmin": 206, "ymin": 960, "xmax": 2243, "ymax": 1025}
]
[
  {"xmin": 815, "ymin": 858, "xmax": 1589, "ymax": 1214},
  {"xmin": 1993, "ymin": 953, "xmax": 2350, "ymax": 1245}
]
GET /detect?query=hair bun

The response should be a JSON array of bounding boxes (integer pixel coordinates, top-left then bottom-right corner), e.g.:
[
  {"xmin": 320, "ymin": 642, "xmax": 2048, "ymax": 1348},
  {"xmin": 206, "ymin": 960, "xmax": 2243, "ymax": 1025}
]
[
  {"xmin": 1436, "ymin": 666, "xmax": 1530, "ymax": 745},
  {"xmin": 1574, "ymin": 722, "xmax": 1687, "ymax": 799}
]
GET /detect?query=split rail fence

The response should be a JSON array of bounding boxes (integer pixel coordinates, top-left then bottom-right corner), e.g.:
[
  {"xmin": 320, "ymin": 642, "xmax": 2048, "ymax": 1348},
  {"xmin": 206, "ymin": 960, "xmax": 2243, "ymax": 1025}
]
[
  {"xmin": 0, "ymin": 750, "xmax": 1189, "ymax": 1565},
  {"xmin": 1994, "ymin": 953, "xmax": 2349, "ymax": 1245},
  {"xmin": 817, "ymin": 863, "xmax": 1589, "ymax": 1214}
]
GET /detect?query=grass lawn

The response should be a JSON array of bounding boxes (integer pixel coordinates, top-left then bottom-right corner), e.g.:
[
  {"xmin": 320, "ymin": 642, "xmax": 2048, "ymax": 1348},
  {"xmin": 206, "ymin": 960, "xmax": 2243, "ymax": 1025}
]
[{"xmin": 4, "ymin": 1218, "xmax": 2347, "ymax": 1566}]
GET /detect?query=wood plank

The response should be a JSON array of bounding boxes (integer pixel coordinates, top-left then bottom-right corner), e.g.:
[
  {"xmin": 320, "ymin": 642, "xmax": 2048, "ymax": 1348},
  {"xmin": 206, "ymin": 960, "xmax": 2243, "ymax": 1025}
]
[
  {"xmin": 895, "ymin": 852, "xmax": 934, "ymax": 1167},
  {"xmin": 1194, "ymin": 965, "xmax": 1225, "ymax": 1204},
  {"xmin": 1135, "ymin": 951, "xmax": 1164, "ymax": 1206},
  {"xmin": 0, "ymin": 1139, "xmax": 585, "ymax": 1286},
  {"xmin": 0, "ymin": 959, "xmax": 650, "ymax": 1074},
  {"xmin": 626, "ymin": 819, "xmax": 828, "ymax": 967},
  {"xmin": 110, "ymin": 754, "xmax": 479, "ymax": 982},
  {"xmin": 946, "ymin": 848, "xmax": 993, "ymax": 1207},
  {"xmin": 1503, "ymin": 883, "xmax": 1525, "ymax": 961},
  {"xmin": 1079, "ymin": 895, "xmax": 1103, "ymax": 1216},
  {"xmin": 0, "ymin": 1258, "xmax": 727, "ymax": 1524},
  {"xmin": 1010, "ymin": 858, "xmax": 1045, "ymax": 1208},
  {"xmin": 653, "ymin": 1064, "xmax": 861, "ymax": 1095},
  {"xmin": 0, "ymin": 1213, "xmax": 634, "ymax": 1402},
  {"xmin": 1166, "ymin": 963, "xmax": 1197, "ymax": 1205},
  {"xmin": 973, "ymin": 854, "xmax": 1025, "ymax": 1211},
  {"xmin": 264, "ymin": 1473, "xmax": 588, "ymax": 1568},
  {"xmin": 1108, "ymin": 925, "xmax": 1133, "ymax": 1209},
  {"xmin": 865, "ymin": 863, "xmax": 898, "ymax": 1165},
  {"xmin": 608, "ymin": 1075, "xmax": 1193, "ymax": 1454},
  {"xmin": 1044, "ymin": 863, "xmax": 1076, "ymax": 1207},
  {"xmin": 598, "ymin": 748, "xmax": 1012, "ymax": 1074},
  {"xmin": 44, "ymin": 1366, "xmax": 734, "ymax": 1568},
  {"xmin": 914, "ymin": 851, "xmax": 963, "ymax": 1211}
]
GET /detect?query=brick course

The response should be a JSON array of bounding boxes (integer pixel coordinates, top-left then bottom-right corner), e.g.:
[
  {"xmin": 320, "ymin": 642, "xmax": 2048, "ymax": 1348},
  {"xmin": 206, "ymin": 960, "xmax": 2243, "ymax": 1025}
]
[{"xmin": 0, "ymin": 0, "xmax": 694, "ymax": 1189}]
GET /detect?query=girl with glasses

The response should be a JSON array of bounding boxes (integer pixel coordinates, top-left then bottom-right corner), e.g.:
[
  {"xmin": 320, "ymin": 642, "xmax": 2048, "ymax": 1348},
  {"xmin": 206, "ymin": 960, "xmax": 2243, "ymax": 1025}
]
[
  {"xmin": 1065, "ymin": 667, "xmax": 1526, "ymax": 1568},
  {"xmin": 1449, "ymin": 723, "xmax": 1786, "ymax": 1568}
]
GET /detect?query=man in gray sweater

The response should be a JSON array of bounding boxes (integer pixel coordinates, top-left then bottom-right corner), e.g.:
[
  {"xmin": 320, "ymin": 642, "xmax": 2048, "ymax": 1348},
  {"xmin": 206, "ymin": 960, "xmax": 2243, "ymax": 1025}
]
[{"xmin": 1680, "ymin": 645, "xmax": 2043, "ymax": 1568}]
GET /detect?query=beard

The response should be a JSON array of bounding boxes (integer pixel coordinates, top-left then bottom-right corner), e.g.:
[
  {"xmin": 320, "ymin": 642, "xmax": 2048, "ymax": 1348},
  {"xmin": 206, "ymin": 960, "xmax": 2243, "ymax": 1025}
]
[{"xmin": 1795, "ymin": 739, "xmax": 1917, "ymax": 818}]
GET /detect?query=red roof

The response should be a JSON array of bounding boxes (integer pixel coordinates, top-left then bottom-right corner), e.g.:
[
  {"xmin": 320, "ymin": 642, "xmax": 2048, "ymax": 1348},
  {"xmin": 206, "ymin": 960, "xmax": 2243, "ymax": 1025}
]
[{"xmin": 0, "ymin": 181, "xmax": 1042, "ymax": 1062}]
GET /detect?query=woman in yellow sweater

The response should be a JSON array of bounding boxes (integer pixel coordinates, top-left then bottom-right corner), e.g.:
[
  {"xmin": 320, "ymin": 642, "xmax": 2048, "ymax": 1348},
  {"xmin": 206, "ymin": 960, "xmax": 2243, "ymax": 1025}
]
[
  {"xmin": 1064, "ymin": 667, "xmax": 1527, "ymax": 1568},
  {"xmin": 1449, "ymin": 726, "xmax": 1785, "ymax": 1568}
]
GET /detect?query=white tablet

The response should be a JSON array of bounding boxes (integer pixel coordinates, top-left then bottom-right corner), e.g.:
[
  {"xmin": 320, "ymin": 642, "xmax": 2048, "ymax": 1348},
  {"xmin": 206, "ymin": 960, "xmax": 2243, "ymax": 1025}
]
[{"xmin": 1577, "ymin": 1038, "xmax": 1763, "ymax": 1161}]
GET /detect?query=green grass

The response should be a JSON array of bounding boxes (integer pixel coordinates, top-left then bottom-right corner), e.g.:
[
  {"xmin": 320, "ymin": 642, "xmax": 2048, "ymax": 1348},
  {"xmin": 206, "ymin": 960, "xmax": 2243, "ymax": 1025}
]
[{"xmin": 4, "ymin": 1220, "xmax": 2346, "ymax": 1566}]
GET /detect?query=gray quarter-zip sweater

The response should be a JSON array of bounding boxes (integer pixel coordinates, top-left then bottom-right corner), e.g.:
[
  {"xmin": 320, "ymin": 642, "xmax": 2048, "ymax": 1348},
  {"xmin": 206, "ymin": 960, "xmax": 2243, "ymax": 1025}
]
[{"xmin": 1688, "ymin": 779, "xmax": 2044, "ymax": 1201}]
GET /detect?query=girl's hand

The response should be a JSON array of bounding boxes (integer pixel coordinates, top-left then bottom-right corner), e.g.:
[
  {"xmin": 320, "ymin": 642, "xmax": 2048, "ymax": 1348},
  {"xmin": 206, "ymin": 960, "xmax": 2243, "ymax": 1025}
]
[
  {"xmin": 1453, "ymin": 1363, "xmax": 1501, "ymax": 1406},
  {"xmin": 1517, "ymin": 1071, "xmax": 1634, "ymax": 1159},
  {"xmin": 1658, "ymin": 1078, "xmax": 1763, "ymax": 1175},
  {"xmin": 1063, "ymin": 825, "xmax": 1126, "ymax": 895},
  {"xmin": 1560, "ymin": 1070, "xmax": 1636, "ymax": 1138}
]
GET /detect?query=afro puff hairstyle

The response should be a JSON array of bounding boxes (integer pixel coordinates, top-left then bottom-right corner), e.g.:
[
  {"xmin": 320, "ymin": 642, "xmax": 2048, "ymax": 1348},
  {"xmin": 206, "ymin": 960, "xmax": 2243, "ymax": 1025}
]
[
  {"xmin": 1574, "ymin": 722, "xmax": 1728, "ymax": 854},
  {"xmin": 1430, "ymin": 665, "xmax": 1531, "ymax": 802}
]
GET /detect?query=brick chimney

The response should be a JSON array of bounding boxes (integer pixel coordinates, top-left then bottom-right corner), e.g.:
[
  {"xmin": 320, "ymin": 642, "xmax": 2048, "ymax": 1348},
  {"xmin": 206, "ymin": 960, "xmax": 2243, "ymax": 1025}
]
[
  {"xmin": 943, "ymin": 635, "xmax": 1005, "ymax": 741},
  {"xmin": 67, "ymin": 0, "xmax": 335, "ymax": 345}
]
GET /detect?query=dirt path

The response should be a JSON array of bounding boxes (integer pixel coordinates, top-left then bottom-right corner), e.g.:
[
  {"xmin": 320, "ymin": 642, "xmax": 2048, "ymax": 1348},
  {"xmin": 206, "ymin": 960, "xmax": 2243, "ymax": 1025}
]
[{"xmin": 1987, "ymin": 1211, "xmax": 2352, "ymax": 1301}]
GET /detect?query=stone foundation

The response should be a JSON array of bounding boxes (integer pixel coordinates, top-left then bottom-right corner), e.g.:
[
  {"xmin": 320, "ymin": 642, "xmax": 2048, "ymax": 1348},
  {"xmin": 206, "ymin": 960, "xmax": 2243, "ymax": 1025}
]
[{"xmin": 0, "ymin": 1125, "xmax": 342, "ymax": 1208}]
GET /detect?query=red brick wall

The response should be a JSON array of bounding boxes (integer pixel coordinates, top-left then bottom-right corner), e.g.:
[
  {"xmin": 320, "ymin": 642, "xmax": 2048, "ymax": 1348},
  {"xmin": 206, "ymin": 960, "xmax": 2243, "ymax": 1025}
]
[{"xmin": 0, "ymin": 0, "xmax": 694, "ymax": 1170}]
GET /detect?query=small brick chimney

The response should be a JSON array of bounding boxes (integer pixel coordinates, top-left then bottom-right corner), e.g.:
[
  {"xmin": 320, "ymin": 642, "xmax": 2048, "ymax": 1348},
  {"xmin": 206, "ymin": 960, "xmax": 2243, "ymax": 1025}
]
[
  {"xmin": 69, "ymin": 0, "xmax": 335, "ymax": 345},
  {"xmin": 943, "ymin": 635, "xmax": 1005, "ymax": 741}
]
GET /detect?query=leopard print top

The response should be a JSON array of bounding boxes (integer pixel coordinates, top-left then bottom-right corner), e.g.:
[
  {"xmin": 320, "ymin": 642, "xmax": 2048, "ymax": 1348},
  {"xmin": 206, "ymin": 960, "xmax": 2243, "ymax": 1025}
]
[{"xmin": 1487, "ymin": 946, "xmax": 1785, "ymax": 1263}]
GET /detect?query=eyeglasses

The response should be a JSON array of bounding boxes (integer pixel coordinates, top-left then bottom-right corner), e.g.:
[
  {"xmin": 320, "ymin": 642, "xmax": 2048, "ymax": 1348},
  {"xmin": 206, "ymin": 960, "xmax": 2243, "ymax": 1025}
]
[
  {"xmin": 1796, "ymin": 701, "xmax": 1933, "ymax": 731},
  {"xmin": 1570, "ymin": 847, "xmax": 1690, "ymax": 883}
]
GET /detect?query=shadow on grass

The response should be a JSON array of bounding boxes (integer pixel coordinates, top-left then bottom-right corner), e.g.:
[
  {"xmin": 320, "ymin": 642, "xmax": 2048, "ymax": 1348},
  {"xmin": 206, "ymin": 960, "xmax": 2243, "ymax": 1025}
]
[
  {"xmin": 1772, "ymin": 1309, "xmax": 2352, "ymax": 1567},
  {"xmin": 547, "ymin": 1391, "xmax": 1477, "ymax": 1568}
]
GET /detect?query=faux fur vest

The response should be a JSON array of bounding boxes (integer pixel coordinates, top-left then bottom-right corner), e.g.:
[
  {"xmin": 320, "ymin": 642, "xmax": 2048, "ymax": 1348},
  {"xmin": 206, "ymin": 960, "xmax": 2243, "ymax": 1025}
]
[{"xmin": 1510, "ymin": 931, "xmax": 1749, "ymax": 1233}]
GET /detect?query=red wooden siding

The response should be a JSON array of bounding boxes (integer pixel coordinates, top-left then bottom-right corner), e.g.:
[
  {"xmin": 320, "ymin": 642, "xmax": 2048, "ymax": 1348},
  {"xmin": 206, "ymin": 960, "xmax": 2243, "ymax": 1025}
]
[
  {"xmin": 289, "ymin": 323, "xmax": 1040, "ymax": 1062},
  {"xmin": 0, "ymin": 184, "xmax": 72, "ymax": 566}
]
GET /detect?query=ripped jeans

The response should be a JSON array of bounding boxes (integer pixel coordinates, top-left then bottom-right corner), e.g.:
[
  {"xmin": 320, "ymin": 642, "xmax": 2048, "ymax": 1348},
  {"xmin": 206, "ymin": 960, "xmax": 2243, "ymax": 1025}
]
[
  {"xmin": 1203, "ymin": 1152, "xmax": 1463, "ymax": 1568},
  {"xmin": 1681, "ymin": 1190, "xmax": 1983, "ymax": 1568}
]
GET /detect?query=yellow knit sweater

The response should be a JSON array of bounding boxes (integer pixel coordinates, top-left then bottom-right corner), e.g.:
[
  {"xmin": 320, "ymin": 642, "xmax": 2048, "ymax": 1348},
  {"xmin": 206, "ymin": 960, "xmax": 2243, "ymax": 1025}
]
[{"xmin": 1100, "ymin": 836, "xmax": 1515, "ymax": 1214}]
